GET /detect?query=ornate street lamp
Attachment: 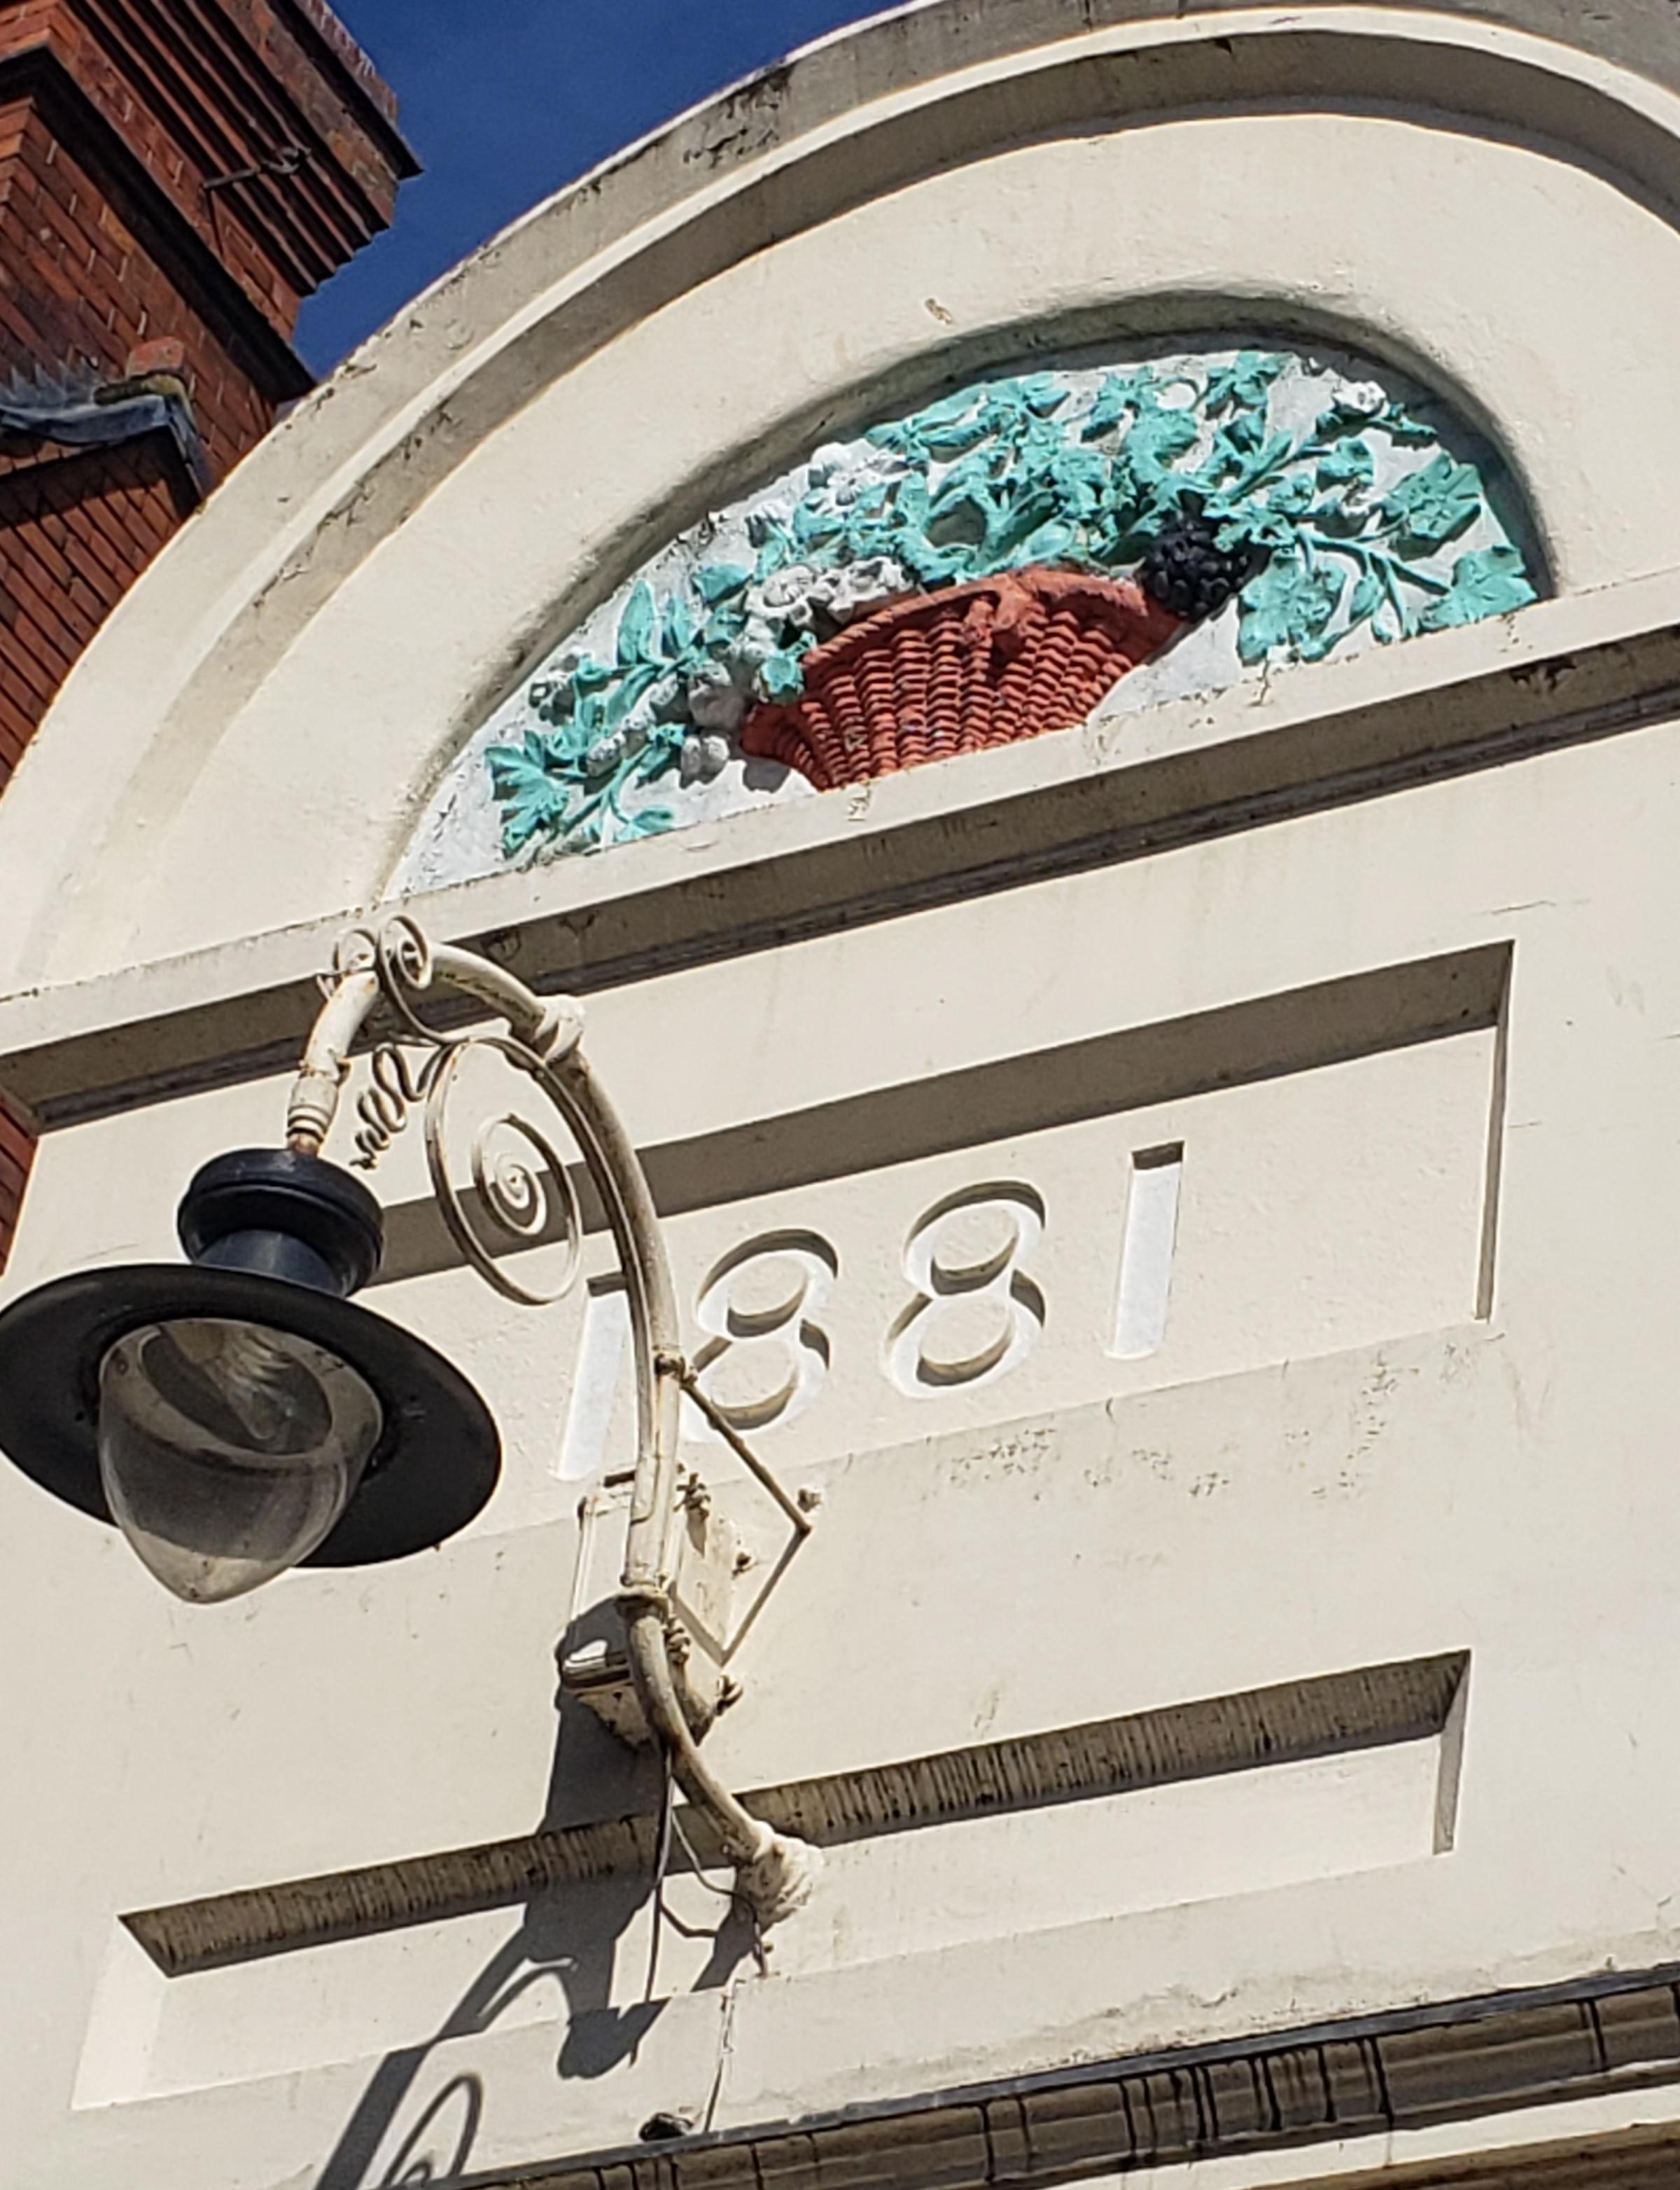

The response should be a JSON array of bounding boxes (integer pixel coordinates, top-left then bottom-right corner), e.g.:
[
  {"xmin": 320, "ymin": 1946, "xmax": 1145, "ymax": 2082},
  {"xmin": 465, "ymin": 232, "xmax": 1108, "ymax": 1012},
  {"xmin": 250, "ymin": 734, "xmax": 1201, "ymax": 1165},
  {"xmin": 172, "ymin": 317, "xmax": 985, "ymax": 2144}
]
[
  {"xmin": 0, "ymin": 1144, "xmax": 497, "ymax": 1603},
  {"xmin": 0, "ymin": 918, "xmax": 818, "ymax": 1923}
]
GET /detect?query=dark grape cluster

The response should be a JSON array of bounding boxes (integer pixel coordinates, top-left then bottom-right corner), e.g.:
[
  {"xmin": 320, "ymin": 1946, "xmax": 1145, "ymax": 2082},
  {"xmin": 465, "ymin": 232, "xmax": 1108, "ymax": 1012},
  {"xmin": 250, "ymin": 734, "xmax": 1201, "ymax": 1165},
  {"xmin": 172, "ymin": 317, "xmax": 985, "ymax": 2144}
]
[{"xmin": 1140, "ymin": 512, "xmax": 1256, "ymax": 622}]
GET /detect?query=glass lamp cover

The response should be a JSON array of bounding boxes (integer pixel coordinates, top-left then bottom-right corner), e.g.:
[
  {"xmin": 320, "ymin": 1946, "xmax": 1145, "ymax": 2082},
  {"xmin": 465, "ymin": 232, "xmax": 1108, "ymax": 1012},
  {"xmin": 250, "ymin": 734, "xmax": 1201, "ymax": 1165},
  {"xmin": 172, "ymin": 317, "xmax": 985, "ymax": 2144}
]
[{"xmin": 98, "ymin": 1318, "xmax": 384, "ymax": 1603}]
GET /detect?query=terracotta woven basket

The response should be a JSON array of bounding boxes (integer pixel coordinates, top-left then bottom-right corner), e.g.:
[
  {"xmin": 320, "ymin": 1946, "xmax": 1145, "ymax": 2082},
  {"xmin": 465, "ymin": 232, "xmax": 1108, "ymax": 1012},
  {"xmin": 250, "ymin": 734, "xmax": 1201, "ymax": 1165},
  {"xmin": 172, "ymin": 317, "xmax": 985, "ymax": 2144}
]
[{"xmin": 739, "ymin": 566, "xmax": 1182, "ymax": 790}]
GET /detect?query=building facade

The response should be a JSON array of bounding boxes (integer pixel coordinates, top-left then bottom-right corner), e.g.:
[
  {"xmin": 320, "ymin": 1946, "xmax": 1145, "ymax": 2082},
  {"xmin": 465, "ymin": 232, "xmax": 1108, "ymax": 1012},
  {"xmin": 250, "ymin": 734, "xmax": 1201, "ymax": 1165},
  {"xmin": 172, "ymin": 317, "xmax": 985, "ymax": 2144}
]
[{"xmin": 4, "ymin": 3, "xmax": 1680, "ymax": 2187}]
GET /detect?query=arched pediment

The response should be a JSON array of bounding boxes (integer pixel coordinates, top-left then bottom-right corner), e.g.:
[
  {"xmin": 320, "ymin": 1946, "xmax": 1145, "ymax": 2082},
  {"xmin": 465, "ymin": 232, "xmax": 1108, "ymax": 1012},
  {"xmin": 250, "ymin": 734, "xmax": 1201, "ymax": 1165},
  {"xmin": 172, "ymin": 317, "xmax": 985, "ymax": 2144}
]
[{"xmin": 3, "ymin": 0, "xmax": 1680, "ymax": 982}]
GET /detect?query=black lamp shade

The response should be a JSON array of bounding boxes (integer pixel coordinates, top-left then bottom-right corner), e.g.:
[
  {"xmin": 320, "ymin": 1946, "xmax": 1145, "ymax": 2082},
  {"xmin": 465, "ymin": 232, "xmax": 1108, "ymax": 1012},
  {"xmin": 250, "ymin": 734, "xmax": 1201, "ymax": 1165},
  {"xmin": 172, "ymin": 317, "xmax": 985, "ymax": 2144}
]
[{"xmin": 0, "ymin": 1151, "xmax": 500, "ymax": 1568}]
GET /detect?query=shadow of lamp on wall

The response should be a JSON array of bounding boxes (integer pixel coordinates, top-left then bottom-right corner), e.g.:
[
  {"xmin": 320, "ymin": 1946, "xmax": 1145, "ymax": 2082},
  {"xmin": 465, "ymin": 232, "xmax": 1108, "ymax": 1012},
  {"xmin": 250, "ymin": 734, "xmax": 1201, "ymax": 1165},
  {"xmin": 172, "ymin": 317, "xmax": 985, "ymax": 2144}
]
[{"xmin": 0, "ymin": 916, "xmax": 821, "ymax": 1932}]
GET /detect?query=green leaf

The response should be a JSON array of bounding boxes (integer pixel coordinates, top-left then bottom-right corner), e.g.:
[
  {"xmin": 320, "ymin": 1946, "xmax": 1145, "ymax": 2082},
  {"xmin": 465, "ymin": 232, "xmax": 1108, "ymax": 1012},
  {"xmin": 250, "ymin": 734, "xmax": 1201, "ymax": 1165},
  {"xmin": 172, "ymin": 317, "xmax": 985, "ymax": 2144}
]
[
  {"xmin": 696, "ymin": 563, "xmax": 750, "ymax": 604},
  {"xmin": 1004, "ymin": 516, "xmax": 1076, "ymax": 568},
  {"xmin": 1236, "ymin": 556, "xmax": 1345, "ymax": 664},
  {"xmin": 599, "ymin": 663, "xmax": 662, "ymax": 729},
  {"xmin": 1380, "ymin": 453, "xmax": 1483, "ymax": 549},
  {"xmin": 1418, "ymin": 545, "xmax": 1537, "ymax": 630},
  {"xmin": 1348, "ymin": 572, "xmax": 1385, "ymax": 625},
  {"xmin": 755, "ymin": 532, "xmax": 790, "ymax": 582},
  {"xmin": 536, "ymin": 719, "xmax": 582, "ymax": 768},
  {"xmin": 487, "ymin": 744, "xmax": 569, "ymax": 855},
  {"xmin": 1204, "ymin": 350, "xmax": 1285, "ymax": 415},
  {"xmin": 864, "ymin": 419, "xmax": 916, "ymax": 456},
  {"xmin": 1317, "ymin": 440, "xmax": 1374, "ymax": 491},
  {"xmin": 487, "ymin": 743, "xmax": 549, "ymax": 799},
  {"xmin": 1124, "ymin": 403, "xmax": 1199, "ymax": 479},
  {"xmin": 662, "ymin": 594, "xmax": 697, "ymax": 659},
  {"xmin": 888, "ymin": 470, "xmax": 928, "ymax": 522},
  {"xmin": 1081, "ymin": 372, "xmax": 1144, "ymax": 442},
  {"xmin": 636, "ymin": 723, "xmax": 685, "ymax": 776},
  {"xmin": 899, "ymin": 388, "xmax": 986, "ymax": 456},
  {"xmin": 760, "ymin": 651, "xmax": 807, "ymax": 701},
  {"xmin": 701, "ymin": 599, "xmax": 749, "ymax": 650},
  {"xmin": 1042, "ymin": 442, "xmax": 1108, "ymax": 520},
  {"xmin": 1312, "ymin": 393, "xmax": 1383, "ymax": 440},
  {"xmin": 1264, "ymin": 475, "xmax": 1315, "ymax": 519},
  {"xmin": 792, "ymin": 498, "xmax": 841, "ymax": 549},
  {"xmin": 1016, "ymin": 373, "xmax": 1069, "ymax": 416},
  {"xmin": 1214, "ymin": 499, "xmax": 1295, "ymax": 551},
  {"xmin": 615, "ymin": 582, "xmax": 657, "ymax": 668},
  {"xmin": 1219, "ymin": 412, "xmax": 1266, "ymax": 456}
]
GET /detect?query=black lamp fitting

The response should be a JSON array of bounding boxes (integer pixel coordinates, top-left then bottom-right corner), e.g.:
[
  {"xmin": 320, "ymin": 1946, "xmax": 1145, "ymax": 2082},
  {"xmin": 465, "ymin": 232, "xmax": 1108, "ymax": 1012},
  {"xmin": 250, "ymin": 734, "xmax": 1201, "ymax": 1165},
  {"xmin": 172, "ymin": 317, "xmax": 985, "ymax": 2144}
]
[{"xmin": 178, "ymin": 1149, "xmax": 384, "ymax": 1298}]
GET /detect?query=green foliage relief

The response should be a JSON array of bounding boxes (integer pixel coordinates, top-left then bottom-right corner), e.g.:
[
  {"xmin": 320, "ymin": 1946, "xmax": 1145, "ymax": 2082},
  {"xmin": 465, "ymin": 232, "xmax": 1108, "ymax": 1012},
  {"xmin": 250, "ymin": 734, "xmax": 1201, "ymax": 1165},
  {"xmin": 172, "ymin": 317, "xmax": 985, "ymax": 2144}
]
[{"xmin": 488, "ymin": 351, "xmax": 1536, "ymax": 859}]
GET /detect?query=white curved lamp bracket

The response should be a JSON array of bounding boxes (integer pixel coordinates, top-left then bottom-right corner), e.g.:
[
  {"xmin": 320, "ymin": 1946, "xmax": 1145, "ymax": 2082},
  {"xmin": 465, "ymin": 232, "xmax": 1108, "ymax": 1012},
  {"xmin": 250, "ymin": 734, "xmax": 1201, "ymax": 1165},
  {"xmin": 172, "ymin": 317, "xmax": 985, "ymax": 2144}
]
[{"xmin": 286, "ymin": 916, "xmax": 820, "ymax": 1930}]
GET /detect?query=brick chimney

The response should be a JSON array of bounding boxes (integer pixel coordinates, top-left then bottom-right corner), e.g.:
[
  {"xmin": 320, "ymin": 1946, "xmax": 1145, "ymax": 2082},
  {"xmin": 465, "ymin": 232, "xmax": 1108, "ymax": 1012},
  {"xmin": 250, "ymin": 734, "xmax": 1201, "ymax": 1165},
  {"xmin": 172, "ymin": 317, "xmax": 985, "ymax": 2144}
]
[{"xmin": 0, "ymin": 0, "xmax": 415, "ymax": 1265}]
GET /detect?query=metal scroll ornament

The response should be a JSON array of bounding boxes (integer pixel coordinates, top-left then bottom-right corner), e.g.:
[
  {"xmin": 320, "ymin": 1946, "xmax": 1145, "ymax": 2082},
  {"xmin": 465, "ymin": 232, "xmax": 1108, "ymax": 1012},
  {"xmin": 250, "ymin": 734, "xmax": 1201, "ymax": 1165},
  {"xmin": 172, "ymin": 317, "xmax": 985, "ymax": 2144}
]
[{"xmin": 337, "ymin": 921, "xmax": 584, "ymax": 1309}]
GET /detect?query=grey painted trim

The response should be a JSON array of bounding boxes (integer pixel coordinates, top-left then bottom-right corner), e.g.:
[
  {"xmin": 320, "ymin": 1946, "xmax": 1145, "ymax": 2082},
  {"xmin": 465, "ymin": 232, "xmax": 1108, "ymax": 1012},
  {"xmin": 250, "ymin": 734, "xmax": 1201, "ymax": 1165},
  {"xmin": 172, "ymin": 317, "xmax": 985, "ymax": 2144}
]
[{"xmin": 0, "ymin": 377, "xmax": 213, "ymax": 503}]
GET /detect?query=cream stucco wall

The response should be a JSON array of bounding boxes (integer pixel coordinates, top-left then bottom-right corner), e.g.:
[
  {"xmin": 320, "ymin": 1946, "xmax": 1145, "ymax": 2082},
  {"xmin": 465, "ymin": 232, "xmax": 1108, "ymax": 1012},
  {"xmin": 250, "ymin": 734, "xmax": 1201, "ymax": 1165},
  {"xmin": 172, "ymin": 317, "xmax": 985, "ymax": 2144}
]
[
  {"xmin": 8, "ymin": 3, "xmax": 1680, "ymax": 2187},
  {"xmin": 9, "ymin": 601, "xmax": 1680, "ymax": 2187}
]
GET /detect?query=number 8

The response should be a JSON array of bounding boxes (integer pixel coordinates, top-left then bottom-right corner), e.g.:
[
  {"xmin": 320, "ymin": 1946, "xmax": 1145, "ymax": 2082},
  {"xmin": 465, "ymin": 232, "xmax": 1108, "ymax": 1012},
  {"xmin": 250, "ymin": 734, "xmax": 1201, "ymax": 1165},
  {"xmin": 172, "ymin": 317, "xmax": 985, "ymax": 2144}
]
[
  {"xmin": 886, "ymin": 1185, "xmax": 1045, "ymax": 1396},
  {"xmin": 691, "ymin": 1232, "xmax": 836, "ymax": 1433}
]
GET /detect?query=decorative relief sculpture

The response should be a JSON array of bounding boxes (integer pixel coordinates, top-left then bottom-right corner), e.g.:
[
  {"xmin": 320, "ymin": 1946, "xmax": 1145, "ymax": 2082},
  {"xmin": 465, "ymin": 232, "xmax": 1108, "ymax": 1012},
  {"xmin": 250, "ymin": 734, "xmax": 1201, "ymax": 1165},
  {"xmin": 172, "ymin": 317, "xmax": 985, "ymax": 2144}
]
[{"xmin": 397, "ymin": 342, "xmax": 1537, "ymax": 888}]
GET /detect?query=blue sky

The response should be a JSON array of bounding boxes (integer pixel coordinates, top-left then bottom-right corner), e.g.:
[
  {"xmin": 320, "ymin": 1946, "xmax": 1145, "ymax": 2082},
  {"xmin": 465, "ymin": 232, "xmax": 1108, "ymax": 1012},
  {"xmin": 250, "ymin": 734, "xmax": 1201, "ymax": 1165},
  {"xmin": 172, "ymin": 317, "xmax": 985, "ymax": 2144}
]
[{"xmin": 297, "ymin": 0, "xmax": 894, "ymax": 372}]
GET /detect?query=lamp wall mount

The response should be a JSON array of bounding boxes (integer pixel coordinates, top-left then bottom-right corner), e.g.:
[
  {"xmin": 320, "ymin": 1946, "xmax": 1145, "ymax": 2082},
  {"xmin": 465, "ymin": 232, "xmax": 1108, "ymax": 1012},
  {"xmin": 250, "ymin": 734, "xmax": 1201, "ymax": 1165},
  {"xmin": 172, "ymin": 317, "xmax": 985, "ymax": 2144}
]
[{"xmin": 285, "ymin": 917, "xmax": 820, "ymax": 1930}]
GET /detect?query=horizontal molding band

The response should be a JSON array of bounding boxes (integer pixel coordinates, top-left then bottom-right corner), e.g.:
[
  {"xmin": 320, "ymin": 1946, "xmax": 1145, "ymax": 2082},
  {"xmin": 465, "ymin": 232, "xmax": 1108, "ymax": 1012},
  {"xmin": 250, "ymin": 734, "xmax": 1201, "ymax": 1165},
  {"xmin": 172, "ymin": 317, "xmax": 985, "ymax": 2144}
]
[
  {"xmin": 476, "ymin": 1967, "xmax": 1680, "ymax": 2190},
  {"xmin": 0, "ymin": 602, "xmax": 1667, "ymax": 1132},
  {"xmin": 125, "ymin": 1652, "xmax": 1465, "ymax": 1977}
]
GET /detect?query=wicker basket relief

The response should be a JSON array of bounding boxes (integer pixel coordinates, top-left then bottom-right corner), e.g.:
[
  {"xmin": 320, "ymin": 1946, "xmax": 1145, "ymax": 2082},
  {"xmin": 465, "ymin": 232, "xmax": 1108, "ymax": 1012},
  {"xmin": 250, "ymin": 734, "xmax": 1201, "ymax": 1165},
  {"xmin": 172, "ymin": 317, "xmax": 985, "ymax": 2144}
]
[{"xmin": 738, "ymin": 567, "xmax": 1184, "ymax": 792}]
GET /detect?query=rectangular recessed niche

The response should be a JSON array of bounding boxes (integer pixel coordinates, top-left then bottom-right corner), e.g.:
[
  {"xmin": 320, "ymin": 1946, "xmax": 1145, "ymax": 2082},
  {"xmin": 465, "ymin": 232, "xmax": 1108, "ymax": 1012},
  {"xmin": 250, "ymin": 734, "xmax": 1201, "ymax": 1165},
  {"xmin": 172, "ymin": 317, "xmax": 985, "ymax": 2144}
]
[
  {"xmin": 377, "ymin": 946, "xmax": 1510, "ymax": 1466},
  {"xmin": 377, "ymin": 944, "xmax": 1511, "ymax": 1282},
  {"xmin": 1113, "ymin": 1144, "xmax": 1184, "ymax": 1359},
  {"xmin": 554, "ymin": 1279, "xmax": 629, "ymax": 1483},
  {"xmin": 83, "ymin": 1655, "xmax": 1469, "ymax": 2104}
]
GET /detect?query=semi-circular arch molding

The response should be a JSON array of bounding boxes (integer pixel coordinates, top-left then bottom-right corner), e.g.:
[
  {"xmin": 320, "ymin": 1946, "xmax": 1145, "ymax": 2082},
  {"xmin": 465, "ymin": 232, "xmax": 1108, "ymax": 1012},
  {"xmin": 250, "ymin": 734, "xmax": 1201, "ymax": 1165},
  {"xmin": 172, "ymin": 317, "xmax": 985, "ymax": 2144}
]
[{"xmin": 6, "ymin": 2, "xmax": 1680, "ymax": 981}]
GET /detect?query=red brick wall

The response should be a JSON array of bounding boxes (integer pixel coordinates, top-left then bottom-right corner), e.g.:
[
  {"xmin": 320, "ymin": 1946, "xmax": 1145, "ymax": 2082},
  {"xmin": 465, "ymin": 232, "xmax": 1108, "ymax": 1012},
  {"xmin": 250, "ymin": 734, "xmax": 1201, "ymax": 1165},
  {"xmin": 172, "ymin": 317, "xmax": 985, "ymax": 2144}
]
[
  {"xmin": 1, "ymin": 96, "xmax": 274, "ymax": 473},
  {"xmin": 0, "ymin": 1, "xmax": 413, "ymax": 328},
  {"xmin": 0, "ymin": 0, "xmax": 413, "ymax": 789},
  {"xmin": 0, "ymin": 1088, "xmax": 34, "ymax": 1274},
  {"xmin": 0, "ymin": 3, "xmax": 410, "ymax": 1258},
  {"xmin": 0, "ymin": 430, "xmax": 187, "ymax": 789}
]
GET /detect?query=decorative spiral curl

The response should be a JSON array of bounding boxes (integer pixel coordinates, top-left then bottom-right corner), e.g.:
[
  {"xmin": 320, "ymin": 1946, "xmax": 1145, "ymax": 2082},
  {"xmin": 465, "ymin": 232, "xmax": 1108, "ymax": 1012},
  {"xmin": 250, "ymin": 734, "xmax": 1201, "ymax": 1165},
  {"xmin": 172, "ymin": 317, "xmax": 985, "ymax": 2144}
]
[
  {"xmin": 424, "ymin": 1036, "xmax": 584, "ymax": 1306},
  {"xmin": 330, "ymin": 920, "xmax": 585, "ymax": 1298}
]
